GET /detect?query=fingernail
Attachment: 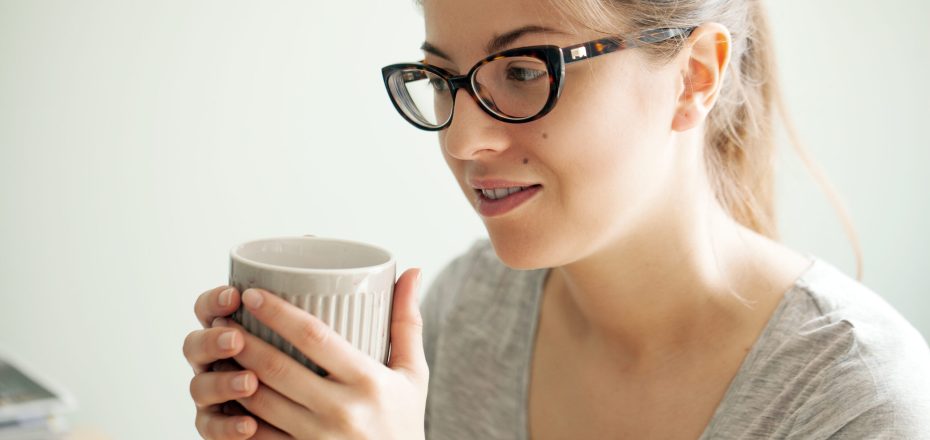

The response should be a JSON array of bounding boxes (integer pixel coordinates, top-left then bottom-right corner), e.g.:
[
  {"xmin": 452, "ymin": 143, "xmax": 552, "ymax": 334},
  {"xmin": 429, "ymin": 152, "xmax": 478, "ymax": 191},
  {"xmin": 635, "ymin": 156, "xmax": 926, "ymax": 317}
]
[
  {"xmin": 232, "ymin": 373, "xmax": 252, "ymax": 392},
  {"xmin": 242, "ymin": 289, "xmax": 263, "ymax": 309},
  {"xmin": 218, "ymin": 331, "xmax": 238, "ymax": 350},
  {"xmin": 212, "ymin": 317, "xmax": 228, "ymax": 328},
  {"xmin": 219, "ymin": 288, "xmax": 234, "ymax": 307},
  {"xmin": 236, "ymin": 419, "xmax": 250, "ymax": 434},
  {"xmin": 415, "ymin": 269, "xmax": 423, "ymax": 290}
]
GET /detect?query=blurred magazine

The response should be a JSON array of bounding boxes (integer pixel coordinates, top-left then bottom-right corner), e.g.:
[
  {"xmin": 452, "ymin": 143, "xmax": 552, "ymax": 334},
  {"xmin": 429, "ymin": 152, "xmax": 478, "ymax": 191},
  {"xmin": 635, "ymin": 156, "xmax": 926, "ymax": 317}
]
[
  {"xmin": 0, "ymin": 347, "xmax": 76, "ymax": 438},
  {"xmin": 0, "ymin": 415, "xmax": 69, "ymax": 440}
]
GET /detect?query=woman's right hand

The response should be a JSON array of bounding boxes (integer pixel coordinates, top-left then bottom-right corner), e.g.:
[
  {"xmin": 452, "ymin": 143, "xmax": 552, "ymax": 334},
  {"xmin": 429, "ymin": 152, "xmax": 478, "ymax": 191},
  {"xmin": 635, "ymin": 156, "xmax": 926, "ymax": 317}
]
[{"xmin": 184, "ymin": 286, "xmax": 263, "ymax": 439}]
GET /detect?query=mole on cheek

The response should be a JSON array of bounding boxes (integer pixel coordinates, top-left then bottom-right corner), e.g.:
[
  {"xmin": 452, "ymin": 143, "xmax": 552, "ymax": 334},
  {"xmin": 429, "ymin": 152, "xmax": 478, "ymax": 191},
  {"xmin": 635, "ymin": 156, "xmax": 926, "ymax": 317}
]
[
  {"xmin": 523, "ymin": 158, "xmax": 529, "ymax": 165},
  {"xmin": 542, "ymin": 132, "xmax": 549, "ymax": 139}
]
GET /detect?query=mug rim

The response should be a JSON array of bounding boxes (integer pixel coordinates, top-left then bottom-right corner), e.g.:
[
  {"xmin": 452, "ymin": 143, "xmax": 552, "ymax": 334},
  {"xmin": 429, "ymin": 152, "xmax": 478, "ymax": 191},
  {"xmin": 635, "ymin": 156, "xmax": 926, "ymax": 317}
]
[{"xmin": 230, "ymin": 236, "xmax": 395, "ymax": 275}]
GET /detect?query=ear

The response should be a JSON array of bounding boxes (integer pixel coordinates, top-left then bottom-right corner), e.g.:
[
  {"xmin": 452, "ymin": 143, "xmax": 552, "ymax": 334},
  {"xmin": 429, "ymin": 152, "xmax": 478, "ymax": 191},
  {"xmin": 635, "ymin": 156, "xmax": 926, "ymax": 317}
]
[{"xmin": 671, "ymin": 23, "xmax": 732, "ymax": 132}]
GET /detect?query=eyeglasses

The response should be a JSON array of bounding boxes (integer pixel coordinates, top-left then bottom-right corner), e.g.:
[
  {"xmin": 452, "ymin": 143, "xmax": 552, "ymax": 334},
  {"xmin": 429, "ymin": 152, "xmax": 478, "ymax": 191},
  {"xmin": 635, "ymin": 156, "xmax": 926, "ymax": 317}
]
[{"xmin": 381, "ymin": 27, "xmax": 695, "ymax": 131}]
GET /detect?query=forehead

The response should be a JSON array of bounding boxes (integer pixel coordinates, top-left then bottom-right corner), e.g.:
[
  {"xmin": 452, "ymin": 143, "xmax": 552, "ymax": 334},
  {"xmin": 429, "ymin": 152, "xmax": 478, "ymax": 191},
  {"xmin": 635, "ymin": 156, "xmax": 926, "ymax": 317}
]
[{"xmin": 422, "ymin": 0, "xmax": 582, "ymax": 64}]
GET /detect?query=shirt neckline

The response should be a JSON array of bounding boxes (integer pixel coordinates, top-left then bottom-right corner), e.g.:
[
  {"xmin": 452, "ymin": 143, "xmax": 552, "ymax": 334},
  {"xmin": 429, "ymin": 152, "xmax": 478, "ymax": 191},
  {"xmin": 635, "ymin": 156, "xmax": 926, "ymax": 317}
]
[{"xmin": 518, "ymin": 255, "xmax": 822, "ymax": 440}]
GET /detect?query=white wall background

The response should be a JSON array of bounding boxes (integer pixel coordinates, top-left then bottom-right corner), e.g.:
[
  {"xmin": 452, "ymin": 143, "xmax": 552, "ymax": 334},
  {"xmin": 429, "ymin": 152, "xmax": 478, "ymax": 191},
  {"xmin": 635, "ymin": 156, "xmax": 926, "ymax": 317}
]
[{"xmin": 0, "ymin": 0, "xmax": 927, "ymax": 438}]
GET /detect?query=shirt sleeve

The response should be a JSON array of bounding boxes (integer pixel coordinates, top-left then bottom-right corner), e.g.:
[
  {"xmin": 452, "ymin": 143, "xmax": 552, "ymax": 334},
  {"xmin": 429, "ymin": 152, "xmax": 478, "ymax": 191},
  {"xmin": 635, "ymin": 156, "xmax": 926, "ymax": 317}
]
[
  {"xmin": 419, "ymin": 239, "xmax": 484, "ymax": 437},
  {"xmin": 827, "ymin": 398, "xmax": 930, "ymax": 439},
  {"xmin": 420, "ymin": 260, "xmax": 449, "ymax": 437},
  {"xmin": 785, "ymin": 327, "xmax": 930, "ymax": 440},
  {"xmin": 420, "ymin": 269, "xmax": 446, "ymax": 377}
]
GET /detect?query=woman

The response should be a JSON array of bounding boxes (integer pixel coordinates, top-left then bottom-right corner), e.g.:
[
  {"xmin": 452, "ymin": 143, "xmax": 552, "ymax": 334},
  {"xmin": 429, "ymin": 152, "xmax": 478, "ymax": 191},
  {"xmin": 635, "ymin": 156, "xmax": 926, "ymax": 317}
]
[{"xmin": 183, "ymin": 0, "xmax": 930, "ymax": 438}]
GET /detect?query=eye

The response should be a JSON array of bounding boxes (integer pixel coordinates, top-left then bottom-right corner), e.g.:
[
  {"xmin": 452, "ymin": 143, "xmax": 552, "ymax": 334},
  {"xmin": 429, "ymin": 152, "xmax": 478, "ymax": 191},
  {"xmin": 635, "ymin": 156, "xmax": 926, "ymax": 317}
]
[
  {"xmin": 506, "ymin": 65, "xmax": 547, "ymax": 82},
  {"xmin": 428, "ymin": 76, "xmax": 448, "ymax": 91}
]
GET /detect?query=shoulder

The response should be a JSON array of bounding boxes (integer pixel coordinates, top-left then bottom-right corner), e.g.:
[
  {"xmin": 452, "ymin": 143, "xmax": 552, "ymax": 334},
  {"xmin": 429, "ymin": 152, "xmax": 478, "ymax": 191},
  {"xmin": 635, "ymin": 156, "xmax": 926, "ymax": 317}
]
[
  {"xmin": 419, "ymin": 238, "xmax": 502, "ymax": 314},
  {"xmin": 770, "ymin": 257, "xmax": 930, "ymax": 437},
  {"xmin": 419, "ymin": 237, "xmax": 537, "ymax": 322},
  {"xmin": 787, "ymin": 257, "xmax": 930, "ymax": 380},
  {"xmin": 419, "ymin": 238, "xmax": 523, "ymax": 342}
]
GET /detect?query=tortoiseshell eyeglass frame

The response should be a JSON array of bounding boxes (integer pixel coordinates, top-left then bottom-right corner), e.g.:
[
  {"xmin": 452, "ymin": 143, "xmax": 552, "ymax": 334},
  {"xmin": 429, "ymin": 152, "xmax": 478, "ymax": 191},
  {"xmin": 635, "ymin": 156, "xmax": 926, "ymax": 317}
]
[{"xmin": 381, "ymin": 27, "xmax": 696, "ymax": 131}]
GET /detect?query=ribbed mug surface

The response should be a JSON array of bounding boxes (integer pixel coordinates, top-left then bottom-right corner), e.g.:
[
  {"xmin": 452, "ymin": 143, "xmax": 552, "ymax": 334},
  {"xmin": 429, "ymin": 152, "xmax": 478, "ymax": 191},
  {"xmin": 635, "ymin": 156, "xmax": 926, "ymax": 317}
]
[{"xmin": 229, "ymin": 237, "xmax": 395, "ymax": 377}]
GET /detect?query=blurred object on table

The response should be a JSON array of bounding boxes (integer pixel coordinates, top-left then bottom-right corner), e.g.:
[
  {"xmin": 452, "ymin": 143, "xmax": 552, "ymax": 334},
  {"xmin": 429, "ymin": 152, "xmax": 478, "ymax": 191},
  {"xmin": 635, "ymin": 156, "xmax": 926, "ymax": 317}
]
[{"xmin": 0, "ymin": 348, "xmax": 76, "ymax": 440}]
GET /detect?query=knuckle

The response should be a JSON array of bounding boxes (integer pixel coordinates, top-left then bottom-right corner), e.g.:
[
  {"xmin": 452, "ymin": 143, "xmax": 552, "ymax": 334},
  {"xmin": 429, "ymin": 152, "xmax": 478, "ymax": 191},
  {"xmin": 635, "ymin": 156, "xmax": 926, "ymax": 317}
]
[
  {"xmin": 356, "ymin": 372, "xmax": 382, "ymax": 397},
  {"xmin": 203, "ymin": 414, "xmax": 226, "ymax": 440},
  {"xmin": 182, "ymin": 332, "xmax": 195, "ymax": 361},
  {"xmin": 188, "ymin": 373, "xmax": 210, "ymax": 409},
  {"xmin": 259, "ymin": 354, "xmax": 289, "ymax": 381},
  {"xmin": 240, "ymin": 386, "xmax": 267, "ymax": 412},
  {"xmin": 262, "ymin": 298, "xmax": 285, "ymax": 321},
  {"xmin": 194, "ymin": 291, "xmax": 212, "ymax": 325},
  {"xmin": 331, "ymin": 401, "xmax": 367, "ymax": 435},
  {"xmin": 194, "ymin": 410, "xmax": 210, "ymax": 439},
  {"xmin": 298, "ymin": 319, "xmax": 331, "ymax": 346},
  {"xmin": 184, "ymin": 330, "xmax": 216, "ymax": 365},
  {"xmin": 195, "ymin": 286, "xmax": 228, "ymax": 327},
  {"xmin": 189, "ymin": 377, "xmax": 198, "ymax": 404},
  {"xmin": 189, "ymin": 375, "xmax": 206, "ymax": 408}
]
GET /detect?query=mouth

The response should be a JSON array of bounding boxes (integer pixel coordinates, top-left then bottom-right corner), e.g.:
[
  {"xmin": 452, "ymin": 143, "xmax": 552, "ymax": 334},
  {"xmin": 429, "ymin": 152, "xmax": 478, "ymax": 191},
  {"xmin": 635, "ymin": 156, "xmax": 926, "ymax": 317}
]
[
  {"xmin": 471, "ymin": 183, "xmax": 543, "ymax": 217},
  {"xmin": 474, "ymin": 184, "xmax": 543, "ymax": 201}
]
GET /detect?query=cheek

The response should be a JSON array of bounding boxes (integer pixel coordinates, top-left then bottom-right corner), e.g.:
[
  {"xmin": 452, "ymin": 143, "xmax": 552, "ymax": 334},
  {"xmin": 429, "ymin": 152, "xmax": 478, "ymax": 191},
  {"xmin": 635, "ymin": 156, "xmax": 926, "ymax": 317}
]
[
  {"xmin": 534, "ymin": 63, "xmax": 675, "ymax": 237},
  {"xmin": 548, "ymin": 133, "xmax": 641, "ymax": 227},
  {"xmin": 545, "ymin": 87, "xmax": 658, "ymax": 196}
]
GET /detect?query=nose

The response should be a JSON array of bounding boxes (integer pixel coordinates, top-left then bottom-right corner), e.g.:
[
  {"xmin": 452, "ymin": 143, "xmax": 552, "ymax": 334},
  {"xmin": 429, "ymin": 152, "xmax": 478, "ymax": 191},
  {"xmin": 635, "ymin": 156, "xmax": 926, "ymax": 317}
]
[{"xmin": 441, "ymin": 87, "xmax": 511, "ymax": 161}]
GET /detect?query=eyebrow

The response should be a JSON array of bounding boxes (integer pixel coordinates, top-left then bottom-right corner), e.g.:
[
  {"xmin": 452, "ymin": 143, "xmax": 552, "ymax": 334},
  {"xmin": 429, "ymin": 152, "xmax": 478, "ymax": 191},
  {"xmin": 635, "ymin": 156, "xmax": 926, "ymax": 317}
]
[{"xmin": 420, "ymin": 25, "xmax": 567, "ymax": 62}]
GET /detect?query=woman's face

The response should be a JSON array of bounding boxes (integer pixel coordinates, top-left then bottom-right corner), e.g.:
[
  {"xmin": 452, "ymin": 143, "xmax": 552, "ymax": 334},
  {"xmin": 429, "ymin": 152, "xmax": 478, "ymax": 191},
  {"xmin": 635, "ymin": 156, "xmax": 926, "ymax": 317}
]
[{"xmin": 423, "ymin": 0, "xmax": 689, "ymax": 269}]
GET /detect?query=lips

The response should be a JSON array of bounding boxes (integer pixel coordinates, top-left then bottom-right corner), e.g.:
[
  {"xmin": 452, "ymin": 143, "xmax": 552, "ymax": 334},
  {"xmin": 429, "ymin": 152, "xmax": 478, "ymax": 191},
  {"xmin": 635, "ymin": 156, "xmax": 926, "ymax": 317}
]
[{"xmin": 472, "ymin": 183, "xmax": 542, "ymax": 217}]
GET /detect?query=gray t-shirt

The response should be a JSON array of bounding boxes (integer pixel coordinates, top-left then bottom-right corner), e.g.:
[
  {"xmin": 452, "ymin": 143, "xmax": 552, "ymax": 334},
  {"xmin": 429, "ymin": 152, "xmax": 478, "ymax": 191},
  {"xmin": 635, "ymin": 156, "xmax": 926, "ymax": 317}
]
[{"xmin": 420, "ymin": 239, "xmax": 930, "ymax": 439}]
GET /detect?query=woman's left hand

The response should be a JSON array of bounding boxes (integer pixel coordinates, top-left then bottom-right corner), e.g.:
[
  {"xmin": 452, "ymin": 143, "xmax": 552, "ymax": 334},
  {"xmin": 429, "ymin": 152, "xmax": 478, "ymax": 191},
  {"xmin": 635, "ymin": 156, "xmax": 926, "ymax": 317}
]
[{"xmin": 212, "ymin": 268, "xmax": 428, "ymax": 440}]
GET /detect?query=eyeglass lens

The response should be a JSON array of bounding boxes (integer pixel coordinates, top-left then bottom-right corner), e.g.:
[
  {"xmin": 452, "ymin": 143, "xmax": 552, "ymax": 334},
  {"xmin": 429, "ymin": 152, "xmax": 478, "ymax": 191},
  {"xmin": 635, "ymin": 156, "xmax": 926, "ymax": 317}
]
[{"xmin": 387, "ymin": 55, "xmax": 551, "ymax": 128}]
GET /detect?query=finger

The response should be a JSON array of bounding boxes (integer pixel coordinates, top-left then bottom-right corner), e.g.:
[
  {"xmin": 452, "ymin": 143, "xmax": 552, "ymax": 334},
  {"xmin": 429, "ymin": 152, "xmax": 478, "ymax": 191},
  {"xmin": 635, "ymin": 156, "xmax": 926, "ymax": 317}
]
[
  {"xmin": 214, "ymin": 318, "xmax": 344, "ymax": 414},
  {"xmin": 189, "ymin": 370, "xmax": 258, "ymax": 409},
  {"xmin": 239, "ymin": 287, "xmax": 376, "ymax": 383},
  {"xmin": 250, "ymin": 418, "xmax": 293, "ymax": 440},
  {"xmin": 183, "ymin": 325, "xmax": 245, "ymax": 374},
  {"xmin": 195, "ymin": 409, "xmax": 257, "ymax": 440},
  {"xmin": 194, "ymin": 285, "xmax": 242, "ymax": 329},
  {"xmin": 216, "ymin": 406, "xmax": 291, "ymax": 440},
  {"xmin": 387, "ymin": 268, "xmax": 429, "ymax": 382},
  {"xmin": 236, "ymin": 382, "xmax": 323, "ymax": 438}
]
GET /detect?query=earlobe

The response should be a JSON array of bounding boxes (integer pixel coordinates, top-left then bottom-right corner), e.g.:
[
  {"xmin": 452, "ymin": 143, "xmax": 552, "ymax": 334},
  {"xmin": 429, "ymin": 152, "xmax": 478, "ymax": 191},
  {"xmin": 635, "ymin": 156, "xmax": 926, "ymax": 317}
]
[
  {"xmin": 671, "ymin": 23, "xmax": 732, "ymax": 132},
  {"xmin": 671, "ymin": 107, "xmax": 700, "ymax": 132}
]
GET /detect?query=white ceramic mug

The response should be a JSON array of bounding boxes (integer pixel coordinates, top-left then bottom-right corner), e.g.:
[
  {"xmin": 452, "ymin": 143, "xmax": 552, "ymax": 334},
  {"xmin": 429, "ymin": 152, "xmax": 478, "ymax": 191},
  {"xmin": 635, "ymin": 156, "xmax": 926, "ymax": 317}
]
[{"xmin": 229, "ymin": 236, "xmax": 396, "ymax": 377}]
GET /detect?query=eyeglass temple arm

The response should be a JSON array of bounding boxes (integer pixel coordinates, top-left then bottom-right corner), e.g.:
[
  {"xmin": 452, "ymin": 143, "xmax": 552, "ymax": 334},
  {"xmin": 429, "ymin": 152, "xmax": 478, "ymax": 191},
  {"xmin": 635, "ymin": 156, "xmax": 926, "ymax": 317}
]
[{"xmin": 561, "ymin": 27, "xmax": 696, "ymax": 65}]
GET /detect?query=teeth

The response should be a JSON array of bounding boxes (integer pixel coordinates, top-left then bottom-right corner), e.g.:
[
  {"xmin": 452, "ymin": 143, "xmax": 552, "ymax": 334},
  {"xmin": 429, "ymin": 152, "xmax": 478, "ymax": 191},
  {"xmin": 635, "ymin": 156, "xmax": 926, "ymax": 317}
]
[{"xmin": 480, "ymin": 186, "xmax": 529, "ymax": 200}]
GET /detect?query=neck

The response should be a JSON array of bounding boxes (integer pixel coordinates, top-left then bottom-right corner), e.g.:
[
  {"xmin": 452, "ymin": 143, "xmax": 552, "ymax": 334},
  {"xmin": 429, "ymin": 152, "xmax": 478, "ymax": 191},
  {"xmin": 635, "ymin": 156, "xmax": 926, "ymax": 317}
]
[{"xmin": 544, "ymin": 140, "xmax": 804, "ymax": 374}]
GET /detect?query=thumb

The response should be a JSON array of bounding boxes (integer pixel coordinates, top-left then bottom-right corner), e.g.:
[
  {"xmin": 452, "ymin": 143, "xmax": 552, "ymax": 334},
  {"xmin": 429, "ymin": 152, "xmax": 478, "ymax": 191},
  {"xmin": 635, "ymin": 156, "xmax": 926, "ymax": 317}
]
[{"xmin": 387, "ymin": 268, "xmax": 427, "ymax": 381}]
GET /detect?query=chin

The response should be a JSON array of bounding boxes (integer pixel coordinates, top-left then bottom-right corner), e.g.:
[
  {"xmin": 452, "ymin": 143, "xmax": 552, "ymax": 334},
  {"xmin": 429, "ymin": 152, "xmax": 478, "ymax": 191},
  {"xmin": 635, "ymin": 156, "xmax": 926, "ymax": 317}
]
[{"xmin": 484, "ymin": 226, "xmax": 559, "ymax": 270}]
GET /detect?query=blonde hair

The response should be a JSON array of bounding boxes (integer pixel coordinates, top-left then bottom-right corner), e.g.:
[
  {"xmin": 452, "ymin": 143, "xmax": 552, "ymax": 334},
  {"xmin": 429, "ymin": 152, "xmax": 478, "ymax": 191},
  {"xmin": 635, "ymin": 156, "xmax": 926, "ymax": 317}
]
[{"xmin": 543, "ymin": 0, "xmax": 863, "ymax": 280}]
